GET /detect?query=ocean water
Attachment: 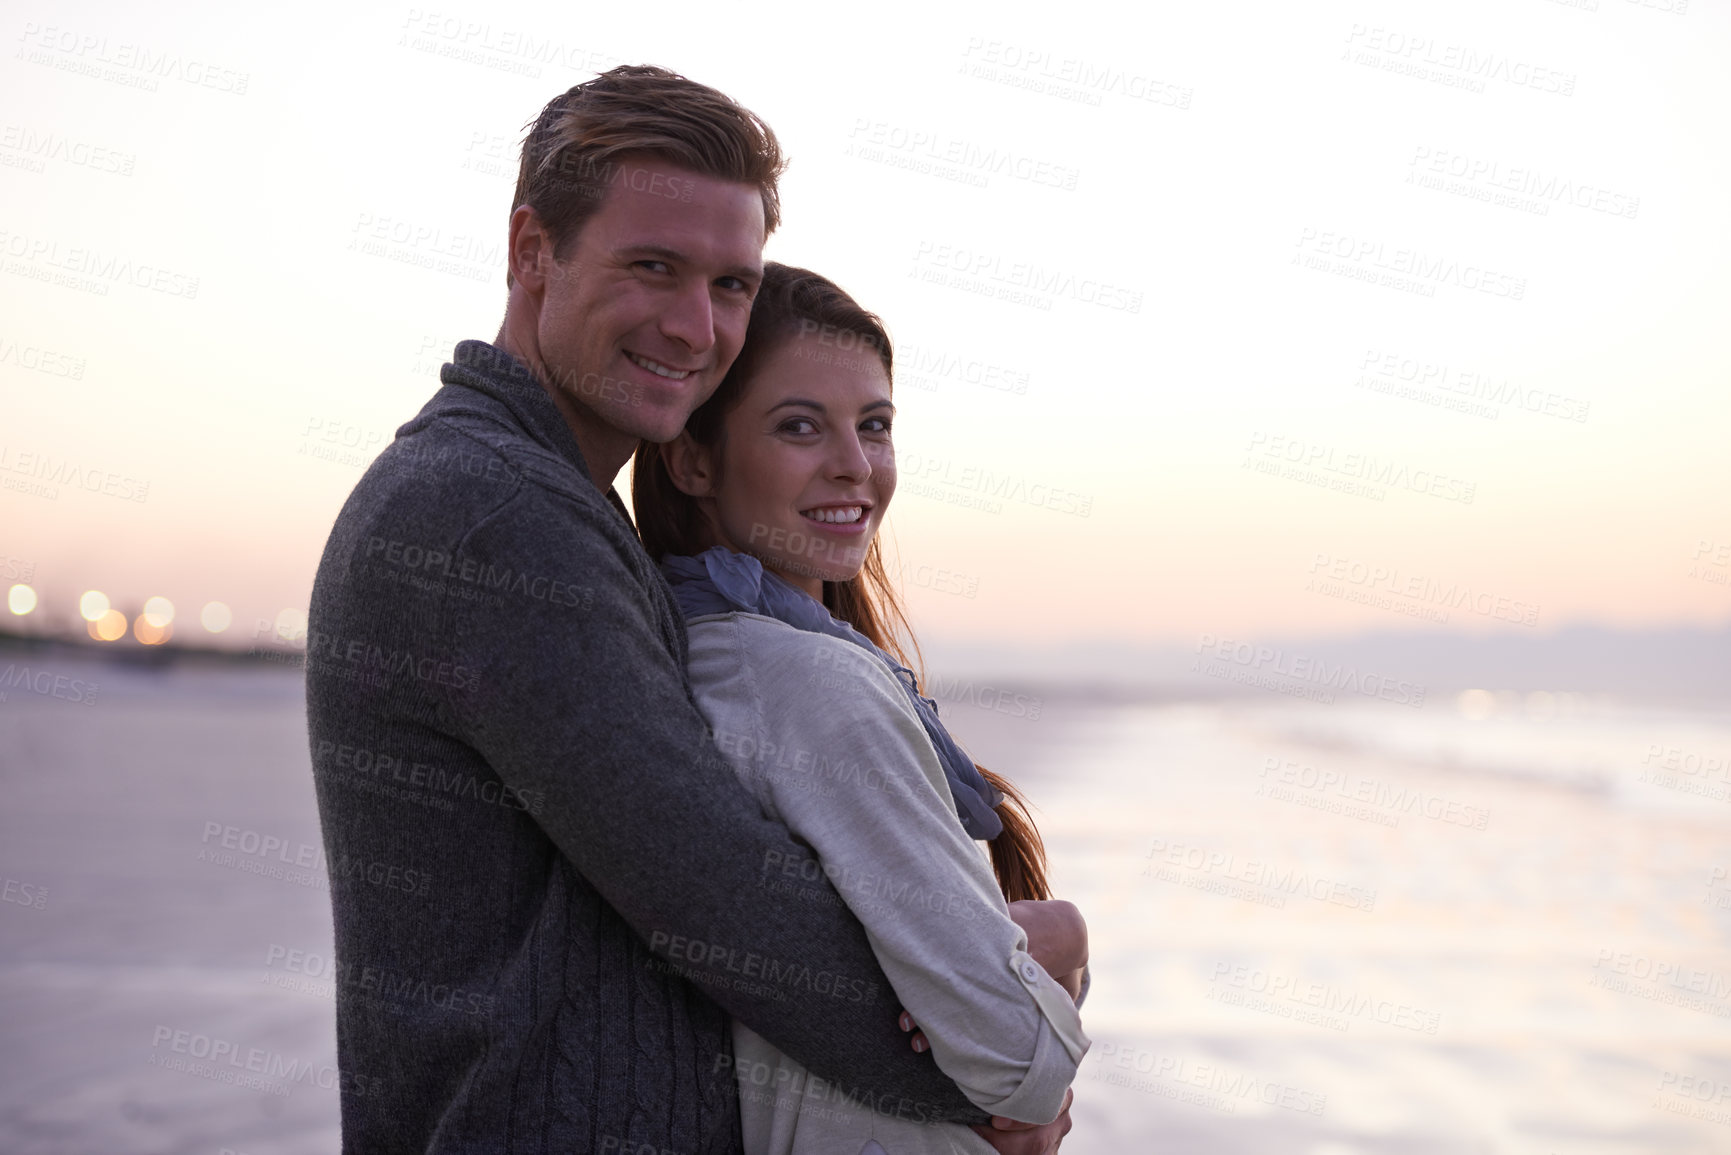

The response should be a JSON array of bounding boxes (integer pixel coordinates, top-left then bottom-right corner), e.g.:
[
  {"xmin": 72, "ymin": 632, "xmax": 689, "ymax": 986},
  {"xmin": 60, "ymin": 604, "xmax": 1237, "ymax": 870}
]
[
  {"xmin": 942, "ymin": 689, "xmax": 1731, "ymax": 1154},
  {"xmin": 1, "ymin": 656, "xmax": 1728, "ymax": 1153}
]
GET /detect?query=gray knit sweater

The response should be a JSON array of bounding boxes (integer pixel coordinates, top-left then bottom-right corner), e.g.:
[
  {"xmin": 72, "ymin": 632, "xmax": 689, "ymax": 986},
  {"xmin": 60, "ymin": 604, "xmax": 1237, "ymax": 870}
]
[{"xmin": 305, "ymin": 340, "xmax": 984, "ymax": 1153}]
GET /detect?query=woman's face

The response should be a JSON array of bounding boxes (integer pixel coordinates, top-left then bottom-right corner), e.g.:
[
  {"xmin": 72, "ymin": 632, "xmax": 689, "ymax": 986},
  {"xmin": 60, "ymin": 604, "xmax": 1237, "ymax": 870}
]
[{"xmin": 678, "ymin": 330, "xmax": 896, "ymax": 598}]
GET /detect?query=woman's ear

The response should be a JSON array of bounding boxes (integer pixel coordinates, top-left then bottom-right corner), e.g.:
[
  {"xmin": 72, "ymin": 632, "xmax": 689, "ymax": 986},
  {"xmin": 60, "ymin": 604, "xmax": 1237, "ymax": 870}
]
[{"xmin": 660, "ymin": 433, "xmax": 717, "ymax": 499}]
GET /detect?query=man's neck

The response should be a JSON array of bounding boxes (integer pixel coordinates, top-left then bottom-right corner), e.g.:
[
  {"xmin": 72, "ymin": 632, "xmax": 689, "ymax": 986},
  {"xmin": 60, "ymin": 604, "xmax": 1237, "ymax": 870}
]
[
  {"xmin": 494, "ymin": 323, "xmax": 633, "ymax": 492},
  {"xmin": 537, "ymin": 372, "xmax": 635, "ymax": 492}
]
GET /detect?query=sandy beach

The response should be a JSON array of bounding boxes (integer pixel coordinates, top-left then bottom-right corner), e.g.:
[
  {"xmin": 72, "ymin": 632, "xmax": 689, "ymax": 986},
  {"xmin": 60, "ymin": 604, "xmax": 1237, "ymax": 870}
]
[{"xmin": 2, "ymin": 654, "xmax": 1728, "ymax": 1153}]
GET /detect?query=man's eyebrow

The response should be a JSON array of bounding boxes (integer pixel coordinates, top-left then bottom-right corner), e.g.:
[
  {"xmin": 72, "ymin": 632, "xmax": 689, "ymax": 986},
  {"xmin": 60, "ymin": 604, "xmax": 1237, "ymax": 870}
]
[
  {"xmin": 616, "ymin": 244, "xmax": 761, "ymax": 283},
  {"xmin": 616, "ymin": 244, "xmax": 688, "ymax": 264}
]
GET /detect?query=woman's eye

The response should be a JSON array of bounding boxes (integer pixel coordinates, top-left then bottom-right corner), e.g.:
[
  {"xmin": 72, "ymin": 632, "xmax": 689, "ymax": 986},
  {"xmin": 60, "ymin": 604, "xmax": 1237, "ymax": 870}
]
[
  {"xmin": 862, "ymin": 417, "xmax": 893, "ymax": 435},
  {"xmin": 779, "ymin": 417, "xmax": 818, "ymax": 435}
]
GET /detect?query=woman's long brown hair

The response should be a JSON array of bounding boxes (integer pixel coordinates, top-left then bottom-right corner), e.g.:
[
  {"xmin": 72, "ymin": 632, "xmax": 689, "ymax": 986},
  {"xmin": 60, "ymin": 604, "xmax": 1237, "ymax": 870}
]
[{"xmin": 632, "ymin": 262, "xmax": 1051, "ymax": 903}]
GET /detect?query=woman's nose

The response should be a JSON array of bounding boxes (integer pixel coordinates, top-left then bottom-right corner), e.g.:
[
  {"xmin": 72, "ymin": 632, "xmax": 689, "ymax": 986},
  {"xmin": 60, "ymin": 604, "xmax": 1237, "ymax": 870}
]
[{"xmin": 828, "ymin": 432, "xmax": 872, "ymax": 481}]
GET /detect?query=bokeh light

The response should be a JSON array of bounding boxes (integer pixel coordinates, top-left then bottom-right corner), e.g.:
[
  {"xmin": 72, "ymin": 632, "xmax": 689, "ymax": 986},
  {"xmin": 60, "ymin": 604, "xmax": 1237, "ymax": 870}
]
[
  {"xmin": 142, "ymin": 596, "xmax": 175, "ymax": 628},
  {"xmin": 1457, "ymin": 688, "xmax": 1496, "ymax": 721},
  {"xmin": 133, "ymin": 616, "xmax": 171, "ymax": 645},
  {"xmin": 79, "ymin": 590, "xmax": 110, "ymax": 622},
  {"xmin": 201, "ymin": 601, "xmax": 232, "ymax": 633},
  {"xmin": 6, "ymin": 584, "xmax": 36, "ymax": 616},
  {"xmin": 88, "ymin": 609, "xmax": 127, "ymax": 642},
  {"xmin": 274, "ymin": 607, "xmax": 308, "ymax": 643}
]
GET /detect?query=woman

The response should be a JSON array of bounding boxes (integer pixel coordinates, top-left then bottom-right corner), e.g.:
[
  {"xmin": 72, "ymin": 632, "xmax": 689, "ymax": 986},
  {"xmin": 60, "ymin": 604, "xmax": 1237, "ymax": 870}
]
[{"xmin": 632, "ymin": 263, "xmax": 1090, "ymax": 1153}]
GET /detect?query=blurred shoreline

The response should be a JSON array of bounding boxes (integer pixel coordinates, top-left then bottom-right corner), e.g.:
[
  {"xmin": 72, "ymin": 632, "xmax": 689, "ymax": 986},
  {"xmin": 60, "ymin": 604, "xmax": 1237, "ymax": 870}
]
[{"xmin": 9, "ymin": 620, "xmax": 1725, "ymax": 709}]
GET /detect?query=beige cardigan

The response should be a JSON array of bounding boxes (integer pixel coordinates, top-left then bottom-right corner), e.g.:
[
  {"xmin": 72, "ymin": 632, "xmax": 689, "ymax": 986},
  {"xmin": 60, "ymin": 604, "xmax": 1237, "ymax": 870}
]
[{"xmin": 685, "ymin": 612, "xmax": 1089, "ymax": 1154}]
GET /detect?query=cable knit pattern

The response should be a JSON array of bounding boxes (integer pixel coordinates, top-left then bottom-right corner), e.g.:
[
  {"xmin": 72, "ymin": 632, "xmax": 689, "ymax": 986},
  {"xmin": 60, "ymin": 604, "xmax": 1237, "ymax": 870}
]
[{"xmin": 306, "ymin": 341, "xmax": 984, "ymax": 1153}]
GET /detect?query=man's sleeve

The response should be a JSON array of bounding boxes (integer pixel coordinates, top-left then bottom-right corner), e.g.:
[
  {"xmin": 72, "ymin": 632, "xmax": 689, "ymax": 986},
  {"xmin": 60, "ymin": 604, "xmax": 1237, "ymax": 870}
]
[{"xmin": 439, "ymin": 486, "xmax": 987, "ymax": 1124}]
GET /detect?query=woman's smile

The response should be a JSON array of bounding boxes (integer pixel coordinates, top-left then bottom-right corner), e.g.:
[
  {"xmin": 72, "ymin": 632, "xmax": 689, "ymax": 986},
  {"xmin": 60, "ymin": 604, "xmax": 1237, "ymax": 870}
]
[{"xmin": 800, "ymin": 503, "xmax": 872, "ymax": 532}]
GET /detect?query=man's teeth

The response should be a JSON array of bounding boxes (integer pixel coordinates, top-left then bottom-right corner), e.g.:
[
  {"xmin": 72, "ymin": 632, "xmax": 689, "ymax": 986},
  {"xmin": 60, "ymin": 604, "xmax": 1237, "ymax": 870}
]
[
  {"xmin": 804, "ymin": 507, "xmax": 863, "ymax": 524},
  {"xmin": 626, "ymin": 352, "xmax": 692, "ymax": 380}
]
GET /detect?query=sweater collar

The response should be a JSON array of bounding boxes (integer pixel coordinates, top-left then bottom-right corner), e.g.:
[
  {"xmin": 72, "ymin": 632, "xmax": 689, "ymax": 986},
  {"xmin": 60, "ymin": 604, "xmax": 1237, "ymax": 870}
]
[{"xmin": 438, "ymin": 339, "xmax": 595, "ymax": 483}]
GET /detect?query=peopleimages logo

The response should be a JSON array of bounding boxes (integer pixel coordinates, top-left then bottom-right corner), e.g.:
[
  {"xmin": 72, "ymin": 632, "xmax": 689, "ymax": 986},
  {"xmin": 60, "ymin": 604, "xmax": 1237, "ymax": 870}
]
[
  {"xmin": 1208, "ymin": 962, "xmax": 1442, "ymax": 1034},
  {"xmin": 315, "ymin": 740, "xmax": 546, "ymax": 815},
  {"xmin": 1144, "ymin": 838, "xmax": 1378, "ymax": 912},
  {"xmin": 15, "ymin": 22, "xmax": 251, "ymax": 95},
  {"xmin": 0, "ymin": 336, "xmax": 87, "ymax": 379},
  {"xmin": 1244, "ymin": 432, "xmax": 1475, "ymax": 505},
  {"xmin": 845, "ymin": 118, "xmax": 1081, "ymax": 191},
  {"xmin": 1258, "ymin": 757, "xmax": 1489, "ymax": 830},
  {"xmin": 1193, "ymin": 633, "xmax": 1427, "ymax": 709},
  {"xmin": 0, "ymin": 662, "xmax": 99, "ymax": 706},
  {"xmin": 1293, "ymin": 227, "xmax": 1525, "ymax": 302},
  {"xmin": 911, "ymin": 240, "xmax": 1143, "ymax": 314},
  {"xmin": 365, "ymin": 536, "xmax": 593, "ymax": 611},
  {"xmin": 262, "ymin": 944, "xmax": 497, "ymax": 1017},
  {"xmin": 1, "ymin": 876, "xmax": 48, "ymax": 910},
  {"xmin": 896, "ymin": 450, "xmax": 1093, "ymax": 517},
  {"xmin": 647, "ymin": 930, "xmax": 880, "ymax": 1003},
  {"xmin": 1307, "ymin": 552, "xmax": 1538, "ymax": 627},
  {"xmin": 0, "ymin": 229, "xmax": 200, "ymax": 299},
  {"xmin": 1590, "ymin": 948, "xmax": 1731, "ymax": 1013},
  {"xmin": 0, "ymin": 443, "xmax": 150, "ymax": 503},
  {"xmin": 198, "ymin": 821, "xmax": 432, "ymax": 897},
  {"xmin": 1342, "ymin": 24, "xmax": 1576, "ymax": 96},
  {"xmin": 1087, "ymin": 1042, "xmax": 1328, "ymax": 1115},
  {"xmin": 148, "ymin": 1026, "xmax": 379, "ymax": 1096}
]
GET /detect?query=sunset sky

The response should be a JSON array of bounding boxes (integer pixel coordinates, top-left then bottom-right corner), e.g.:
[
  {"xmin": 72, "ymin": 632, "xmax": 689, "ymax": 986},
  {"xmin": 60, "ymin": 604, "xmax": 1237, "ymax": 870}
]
[{"xmin": 4, "ymin": 0, "xmax": 1727, "ymax": 651}]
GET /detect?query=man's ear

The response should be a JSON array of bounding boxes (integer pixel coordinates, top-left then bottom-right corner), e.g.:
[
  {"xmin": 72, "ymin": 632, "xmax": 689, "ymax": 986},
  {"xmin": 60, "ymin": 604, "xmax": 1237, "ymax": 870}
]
[
  {"xmin": 507, "ymin": 205, "xmax": 551, "ymax": 292},
  {"xmin": 660, "ymin": 433, "xmax": 717, "ymax": 499}
]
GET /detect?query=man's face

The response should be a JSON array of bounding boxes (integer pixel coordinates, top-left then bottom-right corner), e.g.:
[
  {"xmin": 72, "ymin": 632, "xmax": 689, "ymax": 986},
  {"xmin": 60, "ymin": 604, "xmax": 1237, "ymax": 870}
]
[{"xmin": 533, "ymin": 157, "xmax": 766, "ymax": 445}]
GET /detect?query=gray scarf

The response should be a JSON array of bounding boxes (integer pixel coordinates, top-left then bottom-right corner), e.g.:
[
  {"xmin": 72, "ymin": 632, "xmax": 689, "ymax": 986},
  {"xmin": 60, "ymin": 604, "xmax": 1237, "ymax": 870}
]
[{"xmin": 661, "ymin": 547, "xmax": 1004, "ymax": 841}]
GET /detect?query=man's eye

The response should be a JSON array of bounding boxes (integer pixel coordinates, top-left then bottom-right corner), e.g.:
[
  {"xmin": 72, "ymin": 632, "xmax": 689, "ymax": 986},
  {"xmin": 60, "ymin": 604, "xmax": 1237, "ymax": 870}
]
[{"xmin": 637, "ymin": 260, "xmax": 671, "ymax": 274}]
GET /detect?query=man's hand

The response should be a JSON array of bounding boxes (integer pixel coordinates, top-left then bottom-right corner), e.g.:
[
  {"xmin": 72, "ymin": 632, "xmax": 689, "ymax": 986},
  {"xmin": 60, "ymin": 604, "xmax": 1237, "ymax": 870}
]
[{"xmin": 972, "ymin": 1088, "xmax": 1073, "ymax": 1154}]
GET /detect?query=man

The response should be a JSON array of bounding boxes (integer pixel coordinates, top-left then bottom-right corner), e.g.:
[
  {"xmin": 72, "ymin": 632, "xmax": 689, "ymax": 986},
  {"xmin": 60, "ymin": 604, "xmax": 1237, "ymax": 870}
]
[{"xmin": 306, "ymin": 65, "xmax": 1073, "ymax": 1152}]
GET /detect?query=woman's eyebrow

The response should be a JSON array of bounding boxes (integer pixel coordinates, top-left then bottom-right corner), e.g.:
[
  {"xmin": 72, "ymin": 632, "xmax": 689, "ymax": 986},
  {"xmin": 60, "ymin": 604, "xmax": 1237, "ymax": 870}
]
[{"xmin": 766, "ymin": 399, "xmax": 896, "ymax": 415}]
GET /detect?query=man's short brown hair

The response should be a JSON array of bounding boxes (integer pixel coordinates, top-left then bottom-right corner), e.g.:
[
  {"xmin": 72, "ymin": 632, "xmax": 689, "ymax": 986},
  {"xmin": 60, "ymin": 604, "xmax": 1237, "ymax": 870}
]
[{"xmin": 508, "ymin": 65, "xmax": 784, "ymax": 286}]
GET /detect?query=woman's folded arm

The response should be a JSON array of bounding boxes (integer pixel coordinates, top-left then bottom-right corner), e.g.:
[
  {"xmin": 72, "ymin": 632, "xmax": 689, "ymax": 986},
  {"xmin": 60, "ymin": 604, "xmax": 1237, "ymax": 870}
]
[{"xmin": 692, "ymin": 614, "xmax": 1090, "ymax": 1124}]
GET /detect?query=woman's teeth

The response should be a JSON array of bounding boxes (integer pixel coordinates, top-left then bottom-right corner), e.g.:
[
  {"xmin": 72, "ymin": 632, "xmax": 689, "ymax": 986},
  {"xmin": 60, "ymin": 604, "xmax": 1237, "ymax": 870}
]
[
  {"xmin": 803, "ymin": 507, "xmax": 864, "ymax": 524},
  {"xmin": 626, "ymin": 352, "xmax": 692, "ymax": 380}
]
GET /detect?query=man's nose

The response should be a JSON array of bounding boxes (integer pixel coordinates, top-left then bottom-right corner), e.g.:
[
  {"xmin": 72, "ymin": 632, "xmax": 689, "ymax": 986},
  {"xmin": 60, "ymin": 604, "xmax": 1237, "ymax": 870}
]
[{"xmin": 659, "ymin": 281, "xmax": 716, "ymax": 355}]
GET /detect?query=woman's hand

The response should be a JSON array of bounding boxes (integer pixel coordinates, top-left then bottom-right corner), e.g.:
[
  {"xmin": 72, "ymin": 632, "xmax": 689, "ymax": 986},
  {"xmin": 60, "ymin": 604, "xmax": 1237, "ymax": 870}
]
[
  {"xmin": 972, "ymin": 1088, "xmax": 1074, "ymax": 1153},
  {"xmin": 898, "ymin": 903, "xmax": 1084, "ymax": 1146},
  {"xmin": 897, "ymin": 898, "xmax": 1089, "ymax": 1050},
  {"xmin": 898, "ymin": 1009, "xmax": 929, "ymax": 1053},
  {"xmin": 1007, "ymin": 899, "xmax": 1088, "ymax": 1001}
]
